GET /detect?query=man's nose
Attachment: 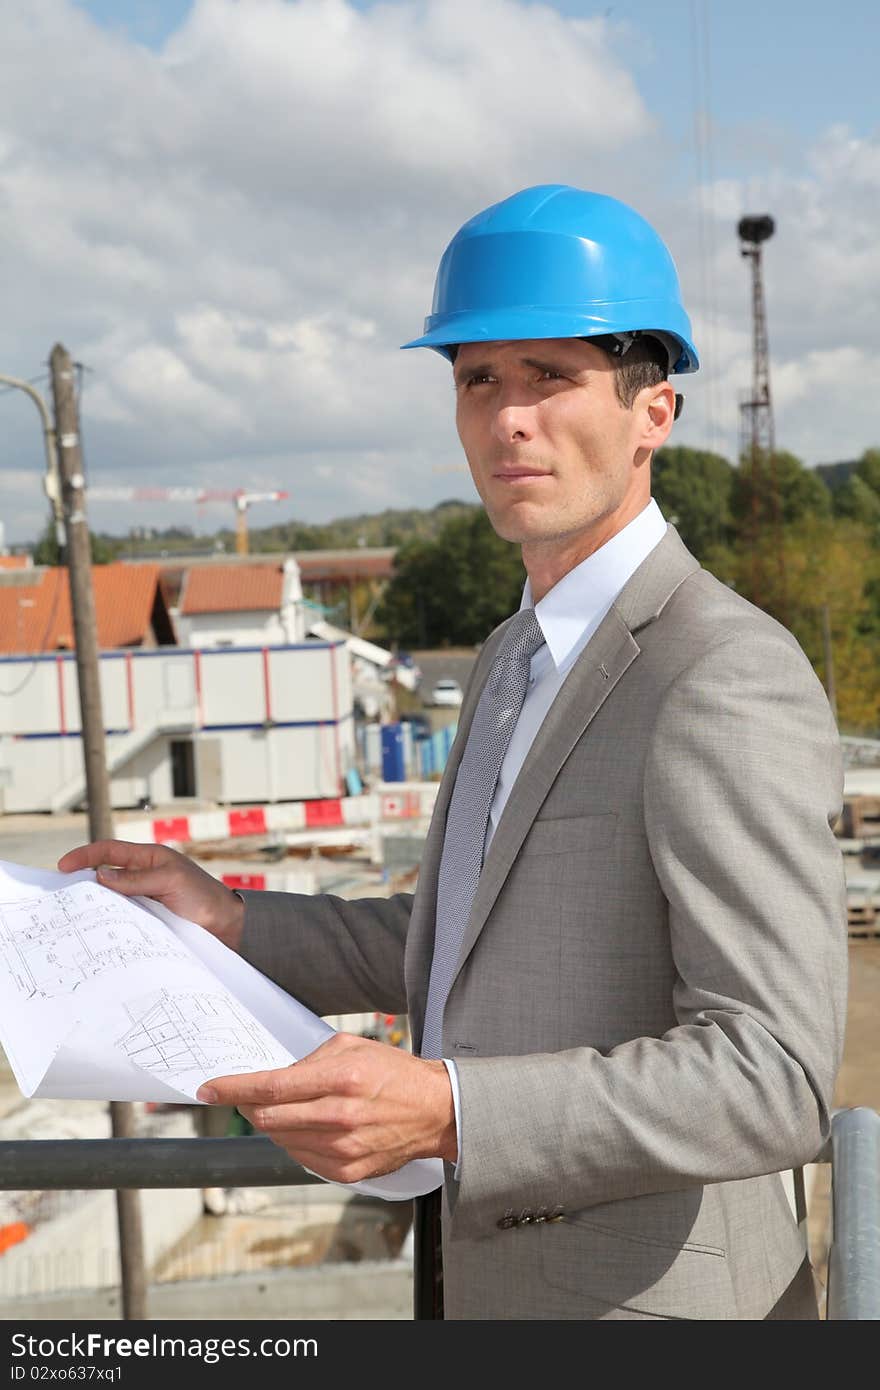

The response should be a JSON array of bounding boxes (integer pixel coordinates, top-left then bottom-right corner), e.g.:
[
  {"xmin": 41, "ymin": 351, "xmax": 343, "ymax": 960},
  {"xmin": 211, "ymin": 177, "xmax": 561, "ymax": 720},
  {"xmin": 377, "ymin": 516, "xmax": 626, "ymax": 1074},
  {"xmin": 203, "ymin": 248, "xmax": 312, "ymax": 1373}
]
[{"xmin": 491, "ymin": 397, "xmax": 535, "ymax": 445}]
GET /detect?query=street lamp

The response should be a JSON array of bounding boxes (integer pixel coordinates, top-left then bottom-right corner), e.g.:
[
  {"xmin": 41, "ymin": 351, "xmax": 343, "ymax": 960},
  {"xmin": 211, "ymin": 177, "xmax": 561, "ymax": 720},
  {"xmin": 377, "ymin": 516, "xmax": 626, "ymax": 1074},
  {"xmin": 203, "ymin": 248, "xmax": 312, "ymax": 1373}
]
[{"xmin": 0, "ymin": 372, "xmax": 64, "ymax": 547}]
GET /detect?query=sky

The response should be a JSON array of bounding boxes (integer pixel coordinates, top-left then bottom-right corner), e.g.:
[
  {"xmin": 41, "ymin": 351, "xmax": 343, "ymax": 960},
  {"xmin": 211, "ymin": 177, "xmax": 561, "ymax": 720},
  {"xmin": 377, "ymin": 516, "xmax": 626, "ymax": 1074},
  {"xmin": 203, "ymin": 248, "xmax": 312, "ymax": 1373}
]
[{"xmin": 1, "ymin": 0, "xmax": 878, "ymax": 546}]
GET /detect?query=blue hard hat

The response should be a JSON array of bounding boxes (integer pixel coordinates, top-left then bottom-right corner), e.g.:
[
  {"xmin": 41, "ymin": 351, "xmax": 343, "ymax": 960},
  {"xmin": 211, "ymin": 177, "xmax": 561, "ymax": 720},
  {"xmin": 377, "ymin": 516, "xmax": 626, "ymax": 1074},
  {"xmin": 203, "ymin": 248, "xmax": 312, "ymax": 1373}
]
[{"xmin": 401, "ymin": 184, "xmax": 699, "ymax": 374}]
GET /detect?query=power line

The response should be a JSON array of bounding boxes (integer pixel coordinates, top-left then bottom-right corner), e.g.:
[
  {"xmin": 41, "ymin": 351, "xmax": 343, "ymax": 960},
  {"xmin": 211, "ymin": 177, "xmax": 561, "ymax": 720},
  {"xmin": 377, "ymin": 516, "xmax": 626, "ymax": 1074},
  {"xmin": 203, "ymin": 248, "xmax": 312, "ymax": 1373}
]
[
  {"xmin": 690, "ymin": 0, "xmax": 721, "ymax": 456},
  {"xmin": 0, "ymin": 371, "xmax": 50, "ymax": 399}
]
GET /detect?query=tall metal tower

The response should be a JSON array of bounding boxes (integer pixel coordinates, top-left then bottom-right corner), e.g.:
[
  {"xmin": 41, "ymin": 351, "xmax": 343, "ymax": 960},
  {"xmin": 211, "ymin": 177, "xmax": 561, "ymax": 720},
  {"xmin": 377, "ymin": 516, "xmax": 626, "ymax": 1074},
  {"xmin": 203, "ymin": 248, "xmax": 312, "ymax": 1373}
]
[
  {"xmin": 738, "ymin": 214, "xmax": 785, "ymax": 616},
  {"xmin": 738, "ymin": 215, "xmax": 775, "ymax": 460}
]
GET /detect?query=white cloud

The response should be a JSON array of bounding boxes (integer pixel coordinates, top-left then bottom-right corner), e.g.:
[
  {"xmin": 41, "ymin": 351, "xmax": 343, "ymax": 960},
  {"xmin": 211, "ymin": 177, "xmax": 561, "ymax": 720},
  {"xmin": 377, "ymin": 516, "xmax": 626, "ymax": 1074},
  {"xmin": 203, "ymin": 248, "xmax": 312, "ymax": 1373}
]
[
  {"xmin": 0, "ymin": 469, "xmax": 51, "ymax": 548},
  {"xmin": 0, "ymin": 0, "xmax": 876, "ymax": 545},
  {"xmin": 672, "ymin": 124, "xmax": 880, "ymax": 466},
  {"xmin": 0, "ymin": 0, "xmax": 658, "ymax": 541},
  {"xmin": 771, "ymin": 346, "xmax": 875, "ymax": 464}
]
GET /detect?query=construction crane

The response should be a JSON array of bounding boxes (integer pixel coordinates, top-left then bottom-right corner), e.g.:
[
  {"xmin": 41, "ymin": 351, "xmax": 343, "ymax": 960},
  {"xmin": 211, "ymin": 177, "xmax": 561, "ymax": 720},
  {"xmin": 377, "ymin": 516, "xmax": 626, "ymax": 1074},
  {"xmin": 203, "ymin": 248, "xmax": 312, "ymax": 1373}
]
[
  {"xmin": 85, "ymin": 486, "xmax": 289, "ymax": 555},
  {"xmin": 737, "ymin": 214, "xmax": 786, "ymax": 618}
]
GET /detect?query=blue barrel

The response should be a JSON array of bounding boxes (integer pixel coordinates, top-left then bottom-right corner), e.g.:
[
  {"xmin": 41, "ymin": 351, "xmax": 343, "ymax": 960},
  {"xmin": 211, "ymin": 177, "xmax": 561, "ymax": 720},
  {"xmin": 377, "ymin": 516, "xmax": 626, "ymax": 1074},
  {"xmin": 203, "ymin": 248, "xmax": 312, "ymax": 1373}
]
[
  {"xmin": 441, "ymin": 723, "xmax": 457, "ymax": 760},
  {"xmin": 419, "ymin": 738, "xmax": 436, "ymax": 777},
  {"xmin": 381, "ymin": 722, "xmax": 406, "ymax": 782},
  {"xmin": 430, "ymin": 723, "xmax": 457, "ymax": 772}
]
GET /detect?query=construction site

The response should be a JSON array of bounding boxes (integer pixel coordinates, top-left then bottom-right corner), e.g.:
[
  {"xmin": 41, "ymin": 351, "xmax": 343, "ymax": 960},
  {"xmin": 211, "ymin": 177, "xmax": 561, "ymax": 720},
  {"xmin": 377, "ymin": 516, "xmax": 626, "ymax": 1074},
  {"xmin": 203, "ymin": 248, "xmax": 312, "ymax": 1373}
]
[
  {"xmin": 0, "ymin": 765, "xmax": 877, "ymax": 1321},
  {"xmin": 0, "ymin": 800, "xmax": 428, "ymax": 1319},
  {"xmin": 0, "ymin": 179, "xmax": 877, "ymax": 1325}
]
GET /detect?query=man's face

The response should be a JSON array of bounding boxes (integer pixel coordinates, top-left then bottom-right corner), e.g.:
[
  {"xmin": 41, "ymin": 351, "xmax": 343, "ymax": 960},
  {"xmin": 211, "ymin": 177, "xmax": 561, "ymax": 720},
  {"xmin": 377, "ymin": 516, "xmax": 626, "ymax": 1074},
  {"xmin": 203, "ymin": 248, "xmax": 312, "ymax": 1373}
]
[{"xmin": 453, "ymin": 338, "xmax": 672, "ymax": 574}]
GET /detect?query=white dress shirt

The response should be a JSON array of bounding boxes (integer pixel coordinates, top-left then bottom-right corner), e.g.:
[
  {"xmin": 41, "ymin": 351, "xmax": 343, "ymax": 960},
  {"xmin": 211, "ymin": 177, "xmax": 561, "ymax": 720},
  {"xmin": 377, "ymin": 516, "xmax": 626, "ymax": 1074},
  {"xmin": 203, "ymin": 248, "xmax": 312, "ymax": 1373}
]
[{"xmin": 441, "ymin": 499, "xmax": 669, "ymax": 1174}]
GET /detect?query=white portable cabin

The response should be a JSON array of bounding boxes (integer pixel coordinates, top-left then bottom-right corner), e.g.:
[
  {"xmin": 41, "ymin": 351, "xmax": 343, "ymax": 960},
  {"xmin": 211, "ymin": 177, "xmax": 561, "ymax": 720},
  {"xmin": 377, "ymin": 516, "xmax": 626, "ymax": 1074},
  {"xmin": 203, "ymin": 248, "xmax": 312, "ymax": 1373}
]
[{"xmin": 0, "ymin": 640, "xmax": 354, "ymax": 814}]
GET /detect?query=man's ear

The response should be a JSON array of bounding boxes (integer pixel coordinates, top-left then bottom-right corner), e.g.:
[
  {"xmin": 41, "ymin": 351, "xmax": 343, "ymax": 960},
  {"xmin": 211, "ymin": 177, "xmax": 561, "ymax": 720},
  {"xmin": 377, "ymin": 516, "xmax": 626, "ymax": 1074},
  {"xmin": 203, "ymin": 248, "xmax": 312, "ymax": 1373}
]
[{"xmin": 641, "ymin": 382, "xmax": 677, "ymax": 449}]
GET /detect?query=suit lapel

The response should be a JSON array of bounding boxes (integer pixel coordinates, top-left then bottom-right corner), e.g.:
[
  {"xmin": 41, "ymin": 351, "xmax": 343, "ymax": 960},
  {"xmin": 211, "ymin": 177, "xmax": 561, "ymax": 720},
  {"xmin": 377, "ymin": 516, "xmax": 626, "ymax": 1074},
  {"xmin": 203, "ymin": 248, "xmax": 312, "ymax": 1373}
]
[
  {"xmin": 456, "ymin": 609, "xmax": 639, "ymax": 979},
  {"xmin": 448, "ymin": 525, "xmax": 701, "ymax": 995},
  {"xmin": 407, "ymin": 524, "xmax": 701, "ymax": 1026}
]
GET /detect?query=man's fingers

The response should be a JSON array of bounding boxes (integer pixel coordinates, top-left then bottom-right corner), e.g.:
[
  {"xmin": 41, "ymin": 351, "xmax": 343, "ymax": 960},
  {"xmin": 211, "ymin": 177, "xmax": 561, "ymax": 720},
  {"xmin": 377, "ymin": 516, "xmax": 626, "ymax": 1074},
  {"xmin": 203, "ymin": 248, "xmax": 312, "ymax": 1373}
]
[
  {"xmin": 196, "ymin": 1038, "xmax": 363, "ymax": 1108},
  {"xmin": 57, "ymin": 840, "xmax": 162, "ymax": 874},
  {"xmin": 197, "ymin": 1066, "xmax": 305, "ymax": 1107},
  {"xmin": 95, "ymin": 864, "xmax": 179, "ymax": 899},
  {"xmin": 57, "ymin": 840, "xmax": 184, "ymax": 899},
  {"xmin": 237, "ymin": 1102, "xmax": 344, "ymax": 1134}
]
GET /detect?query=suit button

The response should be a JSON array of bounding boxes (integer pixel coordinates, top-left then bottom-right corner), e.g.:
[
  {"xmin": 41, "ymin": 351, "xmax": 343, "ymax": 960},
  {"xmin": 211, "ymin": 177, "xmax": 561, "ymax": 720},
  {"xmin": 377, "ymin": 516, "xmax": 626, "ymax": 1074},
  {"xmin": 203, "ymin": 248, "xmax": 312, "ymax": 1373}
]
[
  {"xmin": 533, "ymin": 1210, "xmax": 548, "ymax": 1224},
  {"xmin": 519, "ymin": 1210, "xmax": 535, "ymax": 1225},
  {"xmin": 496, "ymin": 1212, "xmax": 517, "ymax": 1230}
]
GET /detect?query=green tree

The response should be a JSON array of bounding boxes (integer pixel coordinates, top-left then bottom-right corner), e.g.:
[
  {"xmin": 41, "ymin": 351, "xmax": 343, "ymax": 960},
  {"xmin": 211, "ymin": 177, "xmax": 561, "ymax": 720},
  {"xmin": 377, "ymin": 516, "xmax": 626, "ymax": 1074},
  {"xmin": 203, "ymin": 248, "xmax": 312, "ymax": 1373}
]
[
  {"xmin": 377, "ymin": 510, "xmax": 524, "ymax": 647},
  {"xmin": 855, "ymin": 446, "xmax": 880, "ymax": 496},
  {"xmin": 651, "ymin": 446, "xmax": 735, "ymax": 560},
  {"xmin": 785, "ymin": 518, "xmax": 880, "ymax": 734},
  {"xmin": 833, "ymin": 473, "xmax": 880, "ymax": 527},
  {"xmin": 731, "ymin": 449, "xmax": 832, "ymax": 530},
  {"xmin": 719, "ymin": 516, "xmax": 880, "ymax": 732},
  {"xmin": 32, "ymin": 521, "xmax": 117, "ymax": 566}
]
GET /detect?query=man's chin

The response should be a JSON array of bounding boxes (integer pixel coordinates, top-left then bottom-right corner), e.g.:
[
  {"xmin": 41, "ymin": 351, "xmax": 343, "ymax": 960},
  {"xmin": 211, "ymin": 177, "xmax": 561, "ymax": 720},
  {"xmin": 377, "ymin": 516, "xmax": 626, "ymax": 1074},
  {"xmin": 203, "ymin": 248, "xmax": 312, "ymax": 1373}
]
[
  {"xmin": 485, "ymin": 518, "xmax": 532, "ymax": 545},
  {"xmin": 484, "ymin": 505, "xmax": 561, "ymax": 547}
]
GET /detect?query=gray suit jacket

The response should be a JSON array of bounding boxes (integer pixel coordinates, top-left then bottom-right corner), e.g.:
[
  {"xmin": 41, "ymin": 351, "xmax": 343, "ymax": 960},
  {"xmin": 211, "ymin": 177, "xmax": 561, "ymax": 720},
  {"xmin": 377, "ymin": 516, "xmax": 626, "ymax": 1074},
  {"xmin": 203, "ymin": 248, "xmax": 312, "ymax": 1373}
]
[{"xmin": 240, "ymin": 526, "xmax": 848, "ymax": 1319}]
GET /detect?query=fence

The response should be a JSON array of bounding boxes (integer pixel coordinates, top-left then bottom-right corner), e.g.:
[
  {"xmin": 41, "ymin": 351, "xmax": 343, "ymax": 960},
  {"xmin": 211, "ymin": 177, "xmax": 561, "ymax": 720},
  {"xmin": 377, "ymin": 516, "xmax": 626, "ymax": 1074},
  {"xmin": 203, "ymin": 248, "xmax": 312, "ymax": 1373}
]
[
  {"xmin": 825, "ymin": 1106, "xmax": 880, "ymax": 1319},
  {"xmin": 0, "ymin": 1107, "xmax": 877, "ymax": 1319}
]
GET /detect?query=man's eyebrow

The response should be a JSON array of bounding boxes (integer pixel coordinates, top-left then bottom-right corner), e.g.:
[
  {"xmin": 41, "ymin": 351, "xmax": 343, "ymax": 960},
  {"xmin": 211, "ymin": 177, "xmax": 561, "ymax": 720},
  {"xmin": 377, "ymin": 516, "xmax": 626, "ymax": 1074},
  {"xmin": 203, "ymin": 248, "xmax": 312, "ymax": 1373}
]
[
  {"xmin": 453, "ymin": 360, "xmax": 493, "ymax": 381},
  {"xmin": 454, "ymin": 352, "xmax": 586, "ymax": 381},
  {"xmin": 521, "ymin": 355, "xmax": 581, "ymax": 373}
]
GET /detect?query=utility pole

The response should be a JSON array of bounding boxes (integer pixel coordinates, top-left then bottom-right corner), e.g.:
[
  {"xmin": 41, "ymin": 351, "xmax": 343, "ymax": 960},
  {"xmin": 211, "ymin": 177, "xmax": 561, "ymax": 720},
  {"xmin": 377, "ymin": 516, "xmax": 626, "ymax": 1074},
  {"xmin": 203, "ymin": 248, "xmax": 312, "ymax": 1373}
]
[
  {"xmin": 821, "ymin": 603, "xmax": 838, "ymax": 724},
  {"xmin": 49, "ymin": 343, "xmax": 148, "ymax": 1321}
]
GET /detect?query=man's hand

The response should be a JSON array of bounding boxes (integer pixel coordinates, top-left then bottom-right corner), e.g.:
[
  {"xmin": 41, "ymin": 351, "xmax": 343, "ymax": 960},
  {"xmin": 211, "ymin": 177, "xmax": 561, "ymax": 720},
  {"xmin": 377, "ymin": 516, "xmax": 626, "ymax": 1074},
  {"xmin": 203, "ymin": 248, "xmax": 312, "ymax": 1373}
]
[
  {"xmin": 197, "ymin": 1032, "xmax": 458, "ymax": 1183},
  {"xmin": 56, "ymin": 840, "xmax": 246, "ymax": 952}
]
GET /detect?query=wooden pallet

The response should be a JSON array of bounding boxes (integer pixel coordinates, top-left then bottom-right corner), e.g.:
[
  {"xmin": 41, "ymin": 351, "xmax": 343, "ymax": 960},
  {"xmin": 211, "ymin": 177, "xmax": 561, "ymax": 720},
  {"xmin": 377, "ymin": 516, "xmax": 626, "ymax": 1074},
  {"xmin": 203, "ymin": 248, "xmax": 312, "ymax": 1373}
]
[{"xmin": 847, "ymin": 901, "xmax": 879, "ymax": 938}]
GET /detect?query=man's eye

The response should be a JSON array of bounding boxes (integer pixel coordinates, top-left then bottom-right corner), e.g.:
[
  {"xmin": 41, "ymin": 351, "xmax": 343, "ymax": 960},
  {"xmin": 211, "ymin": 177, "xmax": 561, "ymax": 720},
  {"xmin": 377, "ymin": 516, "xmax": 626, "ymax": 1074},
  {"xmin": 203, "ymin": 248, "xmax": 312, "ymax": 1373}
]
[
  {"xmin": 459, "ymin": 374, "xmax": 494, "ymax": 388},
  {"xmin": 540, "ymin": 369, "xmax": 565, "ymax": 381}
]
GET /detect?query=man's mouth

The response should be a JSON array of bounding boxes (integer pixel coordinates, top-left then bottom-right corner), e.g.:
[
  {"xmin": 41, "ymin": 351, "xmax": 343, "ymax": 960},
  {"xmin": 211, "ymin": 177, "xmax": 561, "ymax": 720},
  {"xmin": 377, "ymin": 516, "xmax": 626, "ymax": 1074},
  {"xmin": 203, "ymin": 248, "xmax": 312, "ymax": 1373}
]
[{"xmin": 491, "ymin": 467, "xmax": 552, "ymax": 482}]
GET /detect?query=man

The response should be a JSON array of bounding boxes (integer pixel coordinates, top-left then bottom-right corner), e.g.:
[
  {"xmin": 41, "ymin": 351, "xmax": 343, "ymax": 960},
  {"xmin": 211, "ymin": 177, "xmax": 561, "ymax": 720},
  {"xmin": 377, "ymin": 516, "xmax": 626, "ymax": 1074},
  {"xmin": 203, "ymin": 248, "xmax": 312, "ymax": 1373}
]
[{"xmin": 59, "ymin": 184, "xmax": 847, "ymax": 1320}]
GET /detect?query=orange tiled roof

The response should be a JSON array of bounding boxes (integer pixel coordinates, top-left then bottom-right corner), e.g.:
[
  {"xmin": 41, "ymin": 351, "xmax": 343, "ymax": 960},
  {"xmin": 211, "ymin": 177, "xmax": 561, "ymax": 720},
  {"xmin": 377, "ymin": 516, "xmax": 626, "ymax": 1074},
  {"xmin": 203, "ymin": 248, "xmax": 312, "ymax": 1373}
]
[
  {"xmin": 0, "ymin": 556, "xmax": 31, "ymax": 570},
  {"xmin": 294, "ymin": 549, "xmax": 396, "ymax": 581},
  {"xmin": 180, "ymin": 565, "xmax": 284, "ymax": 615},
  {"xmin": 0, "ymin": 563, "xmax": 167, "ymax": 654}
]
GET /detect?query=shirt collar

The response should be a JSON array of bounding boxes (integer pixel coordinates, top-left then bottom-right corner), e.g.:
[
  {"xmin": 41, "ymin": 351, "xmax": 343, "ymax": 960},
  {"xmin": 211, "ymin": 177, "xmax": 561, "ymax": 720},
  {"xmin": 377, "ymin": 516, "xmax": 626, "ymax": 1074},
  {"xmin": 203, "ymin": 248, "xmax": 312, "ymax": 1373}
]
[{"xmin": 521, "ymin": 499, "xmax": 669, "ymax": 671}]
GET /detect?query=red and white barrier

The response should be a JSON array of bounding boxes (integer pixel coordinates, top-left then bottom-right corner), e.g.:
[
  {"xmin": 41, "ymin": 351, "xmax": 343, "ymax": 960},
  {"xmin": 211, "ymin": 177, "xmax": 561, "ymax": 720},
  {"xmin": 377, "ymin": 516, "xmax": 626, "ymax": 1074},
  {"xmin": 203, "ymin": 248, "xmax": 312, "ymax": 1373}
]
[
  {"xmin": 119, "ymin": 782, "xmax": 439, "ymax": 847},
  {"xmin": 220, "ymin": 869, "xmax": 318, "ymax": 895}
]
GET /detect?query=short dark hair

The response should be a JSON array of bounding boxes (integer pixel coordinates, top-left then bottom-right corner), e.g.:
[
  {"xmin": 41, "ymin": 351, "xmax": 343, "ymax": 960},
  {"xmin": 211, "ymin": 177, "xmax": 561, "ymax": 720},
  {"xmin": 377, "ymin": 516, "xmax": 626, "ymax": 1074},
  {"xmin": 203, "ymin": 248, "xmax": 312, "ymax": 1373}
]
[{"xmin": 594, "ymin": 335, "xmax": 670, "ymax": 409}]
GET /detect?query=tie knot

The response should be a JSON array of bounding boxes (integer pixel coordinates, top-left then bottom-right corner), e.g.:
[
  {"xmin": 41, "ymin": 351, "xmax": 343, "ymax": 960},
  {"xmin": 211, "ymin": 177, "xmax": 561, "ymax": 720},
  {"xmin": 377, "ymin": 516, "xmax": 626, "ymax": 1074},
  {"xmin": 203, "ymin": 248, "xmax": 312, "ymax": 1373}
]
[{"xmin": 501, "ymin": 608, "xmax": 545, "ymax": 666}]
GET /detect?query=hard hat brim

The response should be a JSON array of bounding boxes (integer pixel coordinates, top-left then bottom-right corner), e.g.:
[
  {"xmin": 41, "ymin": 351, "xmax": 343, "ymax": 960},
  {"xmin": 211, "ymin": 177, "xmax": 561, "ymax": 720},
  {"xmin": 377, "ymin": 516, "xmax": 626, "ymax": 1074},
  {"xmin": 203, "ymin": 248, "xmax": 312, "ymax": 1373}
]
[{"xmin": 401, "ymin": 305, "xmax": 699, "ymax": 374}]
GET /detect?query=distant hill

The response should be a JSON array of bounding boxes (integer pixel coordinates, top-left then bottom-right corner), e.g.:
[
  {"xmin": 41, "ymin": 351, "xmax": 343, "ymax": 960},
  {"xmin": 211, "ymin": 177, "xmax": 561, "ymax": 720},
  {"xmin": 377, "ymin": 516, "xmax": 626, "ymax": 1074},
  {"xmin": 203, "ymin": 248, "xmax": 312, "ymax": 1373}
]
[
  {"xmin": 23, "ymin": 460, "xmax": 873, "ymax": 563},
  {"xmin": 814, "ymin": 459, "xmax": 859, "ymax": 492},
  {"xmin": 82, "ymin": 499, "xmax": 481, "ymax": 560},
  {"xmin": 242, "ymin": 498, "xmax": 478, "ymax": 553}
]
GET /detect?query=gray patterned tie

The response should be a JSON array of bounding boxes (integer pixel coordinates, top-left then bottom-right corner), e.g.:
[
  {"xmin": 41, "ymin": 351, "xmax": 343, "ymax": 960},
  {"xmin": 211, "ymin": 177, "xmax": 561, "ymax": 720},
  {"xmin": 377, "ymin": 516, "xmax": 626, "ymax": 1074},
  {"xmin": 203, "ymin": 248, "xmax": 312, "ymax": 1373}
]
[{"xmin": 421, "ymin": 608, "xmax": 545, "ymax": 1059}]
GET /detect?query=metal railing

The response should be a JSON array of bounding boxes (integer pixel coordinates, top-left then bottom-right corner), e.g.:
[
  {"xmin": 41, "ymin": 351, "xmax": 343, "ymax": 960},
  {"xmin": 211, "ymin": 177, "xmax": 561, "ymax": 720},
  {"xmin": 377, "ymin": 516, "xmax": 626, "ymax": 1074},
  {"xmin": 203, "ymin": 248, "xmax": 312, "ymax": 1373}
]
[
  {"xmin": 825, "ymin": 1107, "xmax": 880, "ymax": 1319},
  {"xmin": 1, "ymin": 1107, "xmax": 878, "ymax": 1319}
]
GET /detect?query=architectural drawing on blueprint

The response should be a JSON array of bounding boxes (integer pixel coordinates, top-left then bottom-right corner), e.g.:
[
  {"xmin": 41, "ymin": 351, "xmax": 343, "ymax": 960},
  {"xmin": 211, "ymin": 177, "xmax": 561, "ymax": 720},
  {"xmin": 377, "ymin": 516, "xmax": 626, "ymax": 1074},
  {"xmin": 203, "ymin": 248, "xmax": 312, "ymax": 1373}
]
[
  {"xmin": 0, "ymin": 880, "xmax": 191, "ymax": 1000},
  {"xmin": 118, "ymin": 988, "xmax": 282, "ymax": 1086}
]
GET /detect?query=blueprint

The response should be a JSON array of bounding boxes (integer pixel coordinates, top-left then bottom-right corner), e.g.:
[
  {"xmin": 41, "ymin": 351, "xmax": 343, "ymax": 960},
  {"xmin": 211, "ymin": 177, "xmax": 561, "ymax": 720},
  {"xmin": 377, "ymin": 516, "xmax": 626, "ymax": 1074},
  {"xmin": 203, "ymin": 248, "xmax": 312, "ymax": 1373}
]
[
  {"xmin": 0, "ymin": 858, "xmax": 443, "ymax": 1201},
  {"xmin": 0, "ymin": 878, "xmax": 192, "ymax": 1000},
  {"xmin": 117, "ymin": 988, "xmax": 283, "ymax": 1083}
]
